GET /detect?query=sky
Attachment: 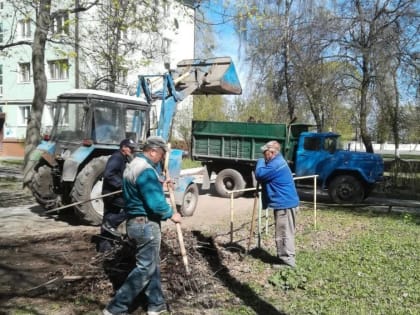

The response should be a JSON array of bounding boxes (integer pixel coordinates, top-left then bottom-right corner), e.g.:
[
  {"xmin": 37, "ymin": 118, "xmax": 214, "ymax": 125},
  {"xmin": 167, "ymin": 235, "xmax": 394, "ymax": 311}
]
[{"xmin": 198, "ymin": 0, "xmax": 247, "ymax": 90}]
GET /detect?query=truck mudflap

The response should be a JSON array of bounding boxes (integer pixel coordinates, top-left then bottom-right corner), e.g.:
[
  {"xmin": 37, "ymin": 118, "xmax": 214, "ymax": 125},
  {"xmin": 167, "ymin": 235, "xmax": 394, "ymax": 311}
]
[
  {"xmin": 29, "ymin": 141, "xmax": 56, "ymax": 162},
  {"xmin": 173, "ymin": 175, "xmax": 195, "ymax": 205}
]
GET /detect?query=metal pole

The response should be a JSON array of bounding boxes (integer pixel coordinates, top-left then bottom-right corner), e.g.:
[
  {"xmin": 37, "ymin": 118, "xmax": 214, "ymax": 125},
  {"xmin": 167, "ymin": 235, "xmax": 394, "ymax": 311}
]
[
  {"xmin": 314, "ymin": 175, "xmax": 317, "ymax": 229},
  {"xmin": 45, "ymin": 190, "xmax": 122, "ymax": 214},
  {"xmin": 230, "ymin": 192, "xmax": 234, "ymax": 243},
  {"xmin": 258, "ymin": 190, "xmax": 262, "ymax": 248}
]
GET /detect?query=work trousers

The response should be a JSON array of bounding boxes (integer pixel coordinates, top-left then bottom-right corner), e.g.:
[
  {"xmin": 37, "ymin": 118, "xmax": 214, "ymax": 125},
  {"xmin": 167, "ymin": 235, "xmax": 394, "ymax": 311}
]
[
  {"xmin": 102, "ymin": 196, "xmax": 126, "ymax": 228},
  {"xmin": 273, "ymin": 207, "xmax": 298, "ymax": 267},
  {"xmin": 106, "ymin": 219, "xmax": 165, "ymax": 314}
]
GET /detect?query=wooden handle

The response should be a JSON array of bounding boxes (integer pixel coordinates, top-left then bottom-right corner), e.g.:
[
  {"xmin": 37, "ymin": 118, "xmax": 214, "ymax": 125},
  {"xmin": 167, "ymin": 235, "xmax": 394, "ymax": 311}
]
[
  {"xmin": 45, "ymin": 190, "xmax": 122, "ymax": 214},
  {"xmin": 247, "ymin": 193, "xmax": 259, "ymax": 253},
  {"xmin": 164, "ymin": 144, "xmax": 190, "ymax": 275}
]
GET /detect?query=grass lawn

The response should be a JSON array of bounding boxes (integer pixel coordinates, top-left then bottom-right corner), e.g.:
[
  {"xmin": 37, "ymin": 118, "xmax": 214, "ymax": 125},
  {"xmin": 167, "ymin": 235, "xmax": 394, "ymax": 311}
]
[{"xmin": 237, "ymin": 208, "xmax": 420, "ymax": 315}]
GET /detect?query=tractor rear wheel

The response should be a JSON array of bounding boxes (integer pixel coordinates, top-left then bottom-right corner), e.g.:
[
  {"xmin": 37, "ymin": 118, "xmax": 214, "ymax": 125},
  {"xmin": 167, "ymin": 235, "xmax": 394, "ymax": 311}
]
[
  {"xmin": 31, "ymin": 165, "xmax": 60, "ymax": 209},
  {"xmin": 71, "ymin": 156, "xmax": 110, "ymax": 225}
]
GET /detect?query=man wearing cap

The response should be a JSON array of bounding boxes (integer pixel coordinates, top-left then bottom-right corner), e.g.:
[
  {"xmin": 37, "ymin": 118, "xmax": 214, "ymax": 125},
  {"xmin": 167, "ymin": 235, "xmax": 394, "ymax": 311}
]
[
  {"xmin": 98, "ymin": 138, "xmax": 137, "ymax": 252},
  {"xmin": 255, "ymin": 140, "xmax": 299, "ymax": 268},
  {"xmin": 103, "ymin": 136, "xmax": 181, "ymax": 315}
]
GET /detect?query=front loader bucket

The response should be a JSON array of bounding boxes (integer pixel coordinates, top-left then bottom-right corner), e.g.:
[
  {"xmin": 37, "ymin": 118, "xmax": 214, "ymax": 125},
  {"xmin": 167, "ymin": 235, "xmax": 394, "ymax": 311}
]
[{"xmin": 175, "ymin": 57, "xmax": 242, "ymax": 95}]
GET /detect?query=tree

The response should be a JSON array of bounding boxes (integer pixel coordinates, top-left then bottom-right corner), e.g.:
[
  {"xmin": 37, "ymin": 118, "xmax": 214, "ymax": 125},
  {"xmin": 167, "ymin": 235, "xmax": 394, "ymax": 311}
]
[
  {"xmin": 78, "ymin": 0, "xmax": 179, "ymax": 93},
  {"xmin": 0, "ymin": 0, "xmax": 98, "ymax": 184},
  {"xmin": 21, "ymin": 0, "xmax": 52, "ymax": 185},
  {"xmin": 193, "ymin": 95, "xmax": 227, "ymax": 121},
  {"xmin": 1, "ymin": 0, "xmax": 188, "ymax": 182},
  {"xmin": 335, "ymin": 0, "xmax": 417, "ymax": 153},
  {"xmin": 231, "ymin": 1, "xmax": 348, "ymax": 130}
]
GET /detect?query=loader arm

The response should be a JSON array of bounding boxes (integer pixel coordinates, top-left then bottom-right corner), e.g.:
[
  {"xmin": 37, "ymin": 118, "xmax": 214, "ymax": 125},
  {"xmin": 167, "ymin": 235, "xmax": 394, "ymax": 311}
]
[{"xmin": 136, "ymin": 56, "xmax": 242, "ymax": 141}]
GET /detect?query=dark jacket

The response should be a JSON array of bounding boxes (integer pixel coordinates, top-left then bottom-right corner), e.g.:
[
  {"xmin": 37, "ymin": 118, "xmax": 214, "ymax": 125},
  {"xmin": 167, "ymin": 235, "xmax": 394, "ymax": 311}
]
[{"xmin": 102, "ymin": 150, "xmax": 128, "ymax": 209}]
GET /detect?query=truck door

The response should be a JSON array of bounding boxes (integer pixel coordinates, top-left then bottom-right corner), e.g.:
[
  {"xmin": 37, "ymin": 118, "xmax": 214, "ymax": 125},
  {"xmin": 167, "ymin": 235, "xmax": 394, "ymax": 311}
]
[{"xmin": 295, "ymin": 134, "xmax": 334, "ymax": 177}]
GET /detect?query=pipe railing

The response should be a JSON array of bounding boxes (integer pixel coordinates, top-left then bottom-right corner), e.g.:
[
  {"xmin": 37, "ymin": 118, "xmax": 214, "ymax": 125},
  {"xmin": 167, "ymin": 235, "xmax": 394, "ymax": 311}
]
[{"xmin": 227, "ymin": 174, "xmax": 319, "ymax": 245}]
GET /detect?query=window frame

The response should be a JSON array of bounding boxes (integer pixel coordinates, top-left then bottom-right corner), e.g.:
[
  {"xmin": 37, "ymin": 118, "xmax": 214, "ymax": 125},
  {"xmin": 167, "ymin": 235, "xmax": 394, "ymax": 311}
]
[
  {"xmin": 0, "ymin": 64, "xmax": 3, "ymax": 96},
  {"xmin": 18, "ymin": 19, "xmax": 32, "ymax": 39},
  {"xmin": 53, "ymin": 12, "xmax": 70, "ymax": 36},
  {"xmin": 0, "ymin": 22, "xmax": 3, "ymax": 43},
  {"xmin": 18, "ymin": 62, "xmax": 31, "ymax": 83},
  {"xmin": 18, "ymin": 105, "xmax": 31, "ymax": 126},
  {"xmin": 48, "ymin": 59, "xmax": 69, "ymax": 81}
]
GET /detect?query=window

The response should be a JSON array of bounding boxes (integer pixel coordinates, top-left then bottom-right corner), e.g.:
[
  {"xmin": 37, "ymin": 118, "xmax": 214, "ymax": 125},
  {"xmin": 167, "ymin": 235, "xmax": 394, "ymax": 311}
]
[
  {"xmin": 324, "ymin": 137, "xmax": 337, "ymax": 153},
  {"xmin": 0, "ymin": 23, "xmax": 3, "ymax": 43},
  {"xmin": 0, "ymin": 0, "xmax": 3, "ymax": 11},
  {"xmin": 18, "ymin": 62, "xmax": 31, "ymax": 82},
  {"xmin": 53, "ymin": 12, "xmax": 69, "ymax": 35},
  {"xmin": 118, "ymin": 68, "xmax": 128, "ymax": 86},
  {"xmin": 303, "ymin": 137, "xmax": 321, "ymax": 151},
  {"xmin": 162, "ymin": 38, "xmax": 171, "ymax": 55},
  {"xmin": 125, "ymin": 109, "xmax": 147, "ymax": 142},
  {"xmin": 48, "ymin": 59, "xmax": 69, "ymax": 80},
  {"xmin": 18, "ymin": 19, "xmax": 32, "ymax": 39},
  {"xmin": 0, "ymin": 65, "xmax": 3, "ymax": 96},
  {"xmin": 18, "ymin": 105, "xmax": 31, "ymax": 125}
]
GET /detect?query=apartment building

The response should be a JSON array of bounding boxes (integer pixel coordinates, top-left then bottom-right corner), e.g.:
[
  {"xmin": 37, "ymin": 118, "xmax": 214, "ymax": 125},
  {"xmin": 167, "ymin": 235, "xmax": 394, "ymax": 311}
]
[{"xmin": 0, "ymin": 0, "xmax": 195, "ymax": 157}]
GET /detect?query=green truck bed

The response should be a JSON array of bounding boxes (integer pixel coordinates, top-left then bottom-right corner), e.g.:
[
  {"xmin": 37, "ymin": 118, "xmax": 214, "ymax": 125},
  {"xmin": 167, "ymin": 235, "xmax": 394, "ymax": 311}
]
[{"xmin": 192, "ymin": 120, "xmax": 291, "ymax": 162}]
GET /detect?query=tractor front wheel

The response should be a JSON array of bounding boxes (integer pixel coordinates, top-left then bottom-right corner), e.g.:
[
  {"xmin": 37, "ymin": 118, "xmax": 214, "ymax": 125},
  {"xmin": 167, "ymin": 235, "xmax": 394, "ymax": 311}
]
[
  {"xmin": 179, "ymin": 183, "xmax": 199, "ymax": 217},
  {"xmin": 31, "ymin": 165, "xmax": 60, "ymax": 209}
]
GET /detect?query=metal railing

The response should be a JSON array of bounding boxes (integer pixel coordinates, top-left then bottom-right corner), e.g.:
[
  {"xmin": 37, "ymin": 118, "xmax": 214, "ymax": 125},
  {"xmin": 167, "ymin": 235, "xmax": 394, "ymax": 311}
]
[{"xmin": 227, "ymin": 174, "xmax": 319, "ymax": 245}]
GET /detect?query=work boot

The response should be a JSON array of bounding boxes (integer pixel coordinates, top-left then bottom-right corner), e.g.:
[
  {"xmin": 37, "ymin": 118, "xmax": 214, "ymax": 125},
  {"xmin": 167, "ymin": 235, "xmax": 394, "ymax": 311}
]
[
  {"xmin": 102, "ymin": 308, "xmax": 130, "ymax": 315},
  {"xmin": 147, "ymin": 303, "xmax": 169, "ymax": 315},
  {"xmin": 102, "ymin": 221, "xmax": 122, "ymax": 238}
]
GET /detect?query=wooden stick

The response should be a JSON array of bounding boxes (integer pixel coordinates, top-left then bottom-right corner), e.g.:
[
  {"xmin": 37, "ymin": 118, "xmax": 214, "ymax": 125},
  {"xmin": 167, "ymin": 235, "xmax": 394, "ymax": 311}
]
[
  {"xmin": 164, "ymin": 144, "xmax": 190, "ymax": 275},
  {"xmin": 45, "ymin": 190, "xmax": 122, "ymax": 214},
  {"xmin": 247, "ymin": 187, "xmax": 259, "ymax": 253}
]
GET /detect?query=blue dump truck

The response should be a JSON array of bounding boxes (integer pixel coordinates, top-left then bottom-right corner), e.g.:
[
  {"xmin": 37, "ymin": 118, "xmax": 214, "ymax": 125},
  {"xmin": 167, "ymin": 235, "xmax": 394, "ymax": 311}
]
[{"xmin": 192, "ymin": 120, "xmax": 384, "ymax": 204}]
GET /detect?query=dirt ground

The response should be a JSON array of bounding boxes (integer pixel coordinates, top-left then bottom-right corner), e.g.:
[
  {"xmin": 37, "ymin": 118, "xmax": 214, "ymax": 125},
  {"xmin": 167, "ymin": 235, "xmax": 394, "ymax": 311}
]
[
  {"xmin": 2, "ymin": 162, "xmax": 417, "ymax": 315},
  {"xmin": 0, "ymin": 163, "xmax": 271, "ymax": 315}
]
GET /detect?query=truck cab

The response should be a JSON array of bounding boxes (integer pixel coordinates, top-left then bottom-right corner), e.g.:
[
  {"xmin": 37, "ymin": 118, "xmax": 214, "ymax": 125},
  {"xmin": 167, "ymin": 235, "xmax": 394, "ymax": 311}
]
[{"xmin": 295, "ymin": 132, "xmax": 384, "ymax": 203}]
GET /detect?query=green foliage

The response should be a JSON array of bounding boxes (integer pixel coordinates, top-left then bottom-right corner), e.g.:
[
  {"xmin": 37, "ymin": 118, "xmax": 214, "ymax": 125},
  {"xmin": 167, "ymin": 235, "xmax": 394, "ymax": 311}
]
[
  {"xmin": 0, "ymin": 159, "xmax": 23, "ymax": 166},
  {"xmin": 181, "ymin": 158, "xmax": 201, "ymax": 169},
  {"xmin": 268, "ymin": 267, "xmax": 308, "ymax": 290},
  {"xmin": 193, "ymin": 95, "xmax": 227, "ymax": 121}
]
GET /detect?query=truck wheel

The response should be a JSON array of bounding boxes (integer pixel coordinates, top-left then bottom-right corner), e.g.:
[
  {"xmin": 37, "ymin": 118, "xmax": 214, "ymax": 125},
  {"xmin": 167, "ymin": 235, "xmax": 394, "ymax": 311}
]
[
  {"xmin": 215, "ymin": 169, "xmax": 246, "ymax": 198},
  {"xmin": 71, "ymin": 156, "xmax": 110, "ymax": 225},
  {"xmin": 179, "ymin": 183, "xmax": 199, "ymax": 217},
  {"xmin": 328, "ymin": 175, "xmax": 364, "ymax": 204},
  {"xmin": 31, "ymin": 165, "xmax": 60, "ymax": 209}
]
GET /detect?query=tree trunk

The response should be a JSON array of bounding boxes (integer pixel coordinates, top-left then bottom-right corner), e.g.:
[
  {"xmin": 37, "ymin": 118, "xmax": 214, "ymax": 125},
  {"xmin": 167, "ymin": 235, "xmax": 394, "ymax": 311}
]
[
  {"xmin": 283, "ymin": 0, "xmax": 295, "ymax": 121},
  {"xmin": 22, "ymin": 0, "xmax": 51, "ymax": 186},
  {"xmin": 359, "ymin": 55, "xmax": 373, "ymax": 153}
]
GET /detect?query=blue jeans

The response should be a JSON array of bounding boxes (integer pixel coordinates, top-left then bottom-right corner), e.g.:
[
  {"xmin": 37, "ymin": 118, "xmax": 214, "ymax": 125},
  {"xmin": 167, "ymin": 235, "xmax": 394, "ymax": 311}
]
[{"xmin": 106, "ymin": 219, "xmax": 165, "ymax": 314}]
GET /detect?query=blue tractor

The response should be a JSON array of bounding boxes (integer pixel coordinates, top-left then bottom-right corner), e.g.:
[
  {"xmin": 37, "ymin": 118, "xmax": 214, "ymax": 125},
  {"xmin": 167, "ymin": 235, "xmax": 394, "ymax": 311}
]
[{"xmin": 25, "ymin": 57, "xmax": 242, "ymax": 225}]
